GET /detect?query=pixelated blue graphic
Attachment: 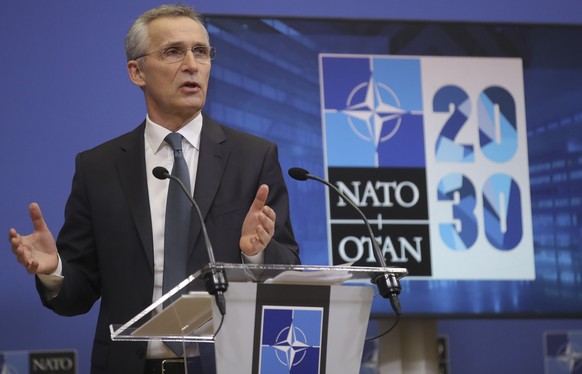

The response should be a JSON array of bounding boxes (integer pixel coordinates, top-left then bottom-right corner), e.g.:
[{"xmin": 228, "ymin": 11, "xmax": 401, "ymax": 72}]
[
  {"xmin": 433, "ymin": 85, "xmax": 475, "ymax": 163},
  {"xmin": 437, "ymin": 173, "xmax": 478, "ymax": 250},
  {"xmin": 321, "ymin": 55, "xmax": 425, "ymax": 168},
  {"xmin": 545, "ymin": 332, "xmax": 582, "ymax": 374},
  {"xmin": 478, "ymin": 87, "xmax": 518, "ymax": 163},
  {"xmin": 483, "ymin": 174, "xmax": 523, "ymax": 249},
  {"xmin": 325, "ymin": 112, "xmax": 377, "ymax": 166},
  {"xmin": 260, "ymin": 307, "xmax": 323, "ymax": 374},
  {"xmin": 321, "ymin": 57, "xmax": 372, "ymax": 110},
  {"xmin": 0, "ymin": 352, "xmax": 28, "ymax": 373}
]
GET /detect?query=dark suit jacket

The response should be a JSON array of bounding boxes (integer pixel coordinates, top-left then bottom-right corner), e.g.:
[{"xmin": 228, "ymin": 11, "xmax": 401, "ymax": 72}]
[{"xmin": 37, "ymin": 116, "xmax": 300, "ymax": 373}]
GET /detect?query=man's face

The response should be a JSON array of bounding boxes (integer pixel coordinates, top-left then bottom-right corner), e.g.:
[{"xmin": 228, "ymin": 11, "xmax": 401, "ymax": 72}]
[{"xmin": 129, "ymin": 16, "xmax": 211, "ymax": 127}]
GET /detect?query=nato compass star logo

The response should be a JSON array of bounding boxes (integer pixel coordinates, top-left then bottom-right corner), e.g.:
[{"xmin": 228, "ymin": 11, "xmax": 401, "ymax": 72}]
[
  {"xmin": 0, "ymin": 354, "xmax": 18, "ymax": 374},
  {"xmin": 545, "ymin": 332, "xmax": 582, "ymax": 374},
  {"xmin": 271, "ymin": 321, "xmax": 311, "ymax": 369},
  {"xmin": 259, "ymin": 307, "xmax": 322, "ymax": 373},
  {"xmin": 556, "ymin": 342, "xmax": 582, "ymax": 373},
  {"xmin": 342, "ymin": 75, "xmax": 406, "ymax": 163}
]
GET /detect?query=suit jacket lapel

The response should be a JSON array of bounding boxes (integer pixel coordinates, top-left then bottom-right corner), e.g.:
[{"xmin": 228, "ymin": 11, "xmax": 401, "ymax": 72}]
[
  {"xmin": 190, "ymin": 116, "xmax": 229, "ymax": 258},
  {"xmin": 116, "ymin": 123, "xmax": 155, "ymax": 273}
]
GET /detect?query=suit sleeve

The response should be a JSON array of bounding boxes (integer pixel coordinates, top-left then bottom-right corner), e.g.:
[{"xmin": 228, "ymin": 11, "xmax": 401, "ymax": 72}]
[
  {"xmin": 260, "ymin": 143, "xmax": 301, "ymax": 265},
  {"xmin": 36, "ymin": 153, "xmax": 101, "ymax": 316}
]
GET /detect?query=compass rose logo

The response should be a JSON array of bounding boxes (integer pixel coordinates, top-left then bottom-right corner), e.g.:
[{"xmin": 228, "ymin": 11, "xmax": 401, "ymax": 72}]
[
  {"xmin": 322, "ymin": 55, "xmax": 425, "ymax": 168},
  {"xmin": 0, "ymin": 354, "xmax": 21, "ymax": 374},
  {"xmin": 341, "ymin": 75, "xmax": 406, "ymax": 152},
  {"xmin": 259, "ymin": 307, "xmax": 323, "ymax": 373},
  {"xmin": 272, "ymin": 321, "xmax": 311, "ymax": 369},
  {"xmin": 555, "ymin": 341, "xmax": 582, "ymax": 373},
  {"xmin": 545, "ymin": 332, "xmax": 582, "ymax": 374}
]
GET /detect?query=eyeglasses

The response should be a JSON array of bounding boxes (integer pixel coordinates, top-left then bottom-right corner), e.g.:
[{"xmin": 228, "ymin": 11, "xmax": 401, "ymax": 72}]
[{"xmin": 135, "ymin": 45, "xmax": 216, "ymax": 64}]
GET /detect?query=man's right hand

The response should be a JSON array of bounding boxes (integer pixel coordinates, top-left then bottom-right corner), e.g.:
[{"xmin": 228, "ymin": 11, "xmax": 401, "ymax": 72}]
[{"xmin": 9, "ymin": 203, "xmax": 59, "ymax": 275}]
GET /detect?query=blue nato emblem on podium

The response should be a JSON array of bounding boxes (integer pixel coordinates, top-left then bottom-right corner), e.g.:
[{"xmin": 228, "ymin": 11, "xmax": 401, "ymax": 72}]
[{"xmin": 259, "ymin": 306, "xmax": 323, "ymax": 373}]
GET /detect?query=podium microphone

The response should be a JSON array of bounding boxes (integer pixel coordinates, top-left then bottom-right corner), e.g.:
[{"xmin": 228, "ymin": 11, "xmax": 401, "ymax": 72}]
[
  {"xmin": 288, "ymin": 167, "xmax": 402, "ymax": 316},
  {"xmin": 153, "ymin": 166, "xmax": 227, "ymax": 316}
]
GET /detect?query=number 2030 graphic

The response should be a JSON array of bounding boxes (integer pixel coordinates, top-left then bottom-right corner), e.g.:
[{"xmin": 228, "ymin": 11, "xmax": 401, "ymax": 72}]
[{"xmin": 432, "ymin": 84, "xmax": 525, "ymax": 251}]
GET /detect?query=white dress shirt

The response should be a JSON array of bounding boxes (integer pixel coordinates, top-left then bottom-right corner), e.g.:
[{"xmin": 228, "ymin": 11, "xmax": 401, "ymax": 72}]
[{"xmin": 144, "ymin": 114, "xmax": 202, "ymax": 358}]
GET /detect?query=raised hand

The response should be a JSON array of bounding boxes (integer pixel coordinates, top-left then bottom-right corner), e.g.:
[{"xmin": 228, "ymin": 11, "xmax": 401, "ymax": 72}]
[
  {"xmin": 9, "ymin": 203, "xmax": 59, "ymax": 275},
  {"xmin": 239, "ymin": 184, "xmax": 276, "ymax": 256}
]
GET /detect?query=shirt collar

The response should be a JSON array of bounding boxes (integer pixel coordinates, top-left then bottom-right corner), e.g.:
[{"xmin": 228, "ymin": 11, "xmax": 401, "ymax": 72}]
[{"xmin": 145, "ymin": 114, "xmax": 203, "ymax": 154}]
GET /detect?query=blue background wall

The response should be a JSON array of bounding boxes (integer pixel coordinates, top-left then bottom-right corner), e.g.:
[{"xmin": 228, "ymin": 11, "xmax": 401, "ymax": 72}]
[{"xmin": 1, "ymin": 1, "xmax": 581, "ymax": 373}]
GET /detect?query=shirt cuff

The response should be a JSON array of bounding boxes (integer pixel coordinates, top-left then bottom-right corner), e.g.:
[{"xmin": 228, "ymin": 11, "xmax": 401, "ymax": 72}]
[
  {"xmin": 37, "ymin": 255, "xmax": 63, "ymax": 299},
  {"xmin": 241, "ymin": 250, "xmax": 264, "ymax": 264}
]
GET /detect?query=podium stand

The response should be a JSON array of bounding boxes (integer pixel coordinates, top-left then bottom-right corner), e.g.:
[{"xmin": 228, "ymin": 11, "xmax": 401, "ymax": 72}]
[{"xmin": 110, "ymin": 263, "xmax": 407, "ymax": 373}]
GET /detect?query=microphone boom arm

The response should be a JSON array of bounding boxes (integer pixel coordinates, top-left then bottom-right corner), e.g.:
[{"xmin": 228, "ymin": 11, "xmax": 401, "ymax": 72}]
[
  {"xmin": 288, "ymin": 167, "xmax": 402, "ymax": 316},
  {"xmin": 308, "ymin": 175, "xmax": 387, "ymax": 267},
  {"xmin": 153, "ymin": 166, "xmax": 227, "ymax": 316}
]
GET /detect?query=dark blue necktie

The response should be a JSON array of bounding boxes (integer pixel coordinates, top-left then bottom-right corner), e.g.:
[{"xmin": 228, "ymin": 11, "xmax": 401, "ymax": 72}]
[
  {"xmin": 163, "ymin": 133, "xmax": 192, "ymax": 356},
  {"xmin": 163, "ymin": 132, "xmax": 192, "ymax": 296}
]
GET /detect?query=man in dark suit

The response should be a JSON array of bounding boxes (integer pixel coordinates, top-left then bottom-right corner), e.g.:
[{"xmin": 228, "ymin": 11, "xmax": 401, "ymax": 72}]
[{"xmin": 8, "ymin": 4, "xmax": 300, "ymax": 374}]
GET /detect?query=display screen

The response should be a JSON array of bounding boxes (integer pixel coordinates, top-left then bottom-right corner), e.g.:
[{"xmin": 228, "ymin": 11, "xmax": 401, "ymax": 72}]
[{"xmin": 204, "ymin": 17, "xmax": 582, "ymax": 316}]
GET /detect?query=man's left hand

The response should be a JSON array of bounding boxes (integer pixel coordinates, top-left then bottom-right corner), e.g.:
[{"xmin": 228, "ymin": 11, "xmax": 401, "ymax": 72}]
[{"xmin": 240, "ymin": 184, "xmax": 276, "ymax": 256}]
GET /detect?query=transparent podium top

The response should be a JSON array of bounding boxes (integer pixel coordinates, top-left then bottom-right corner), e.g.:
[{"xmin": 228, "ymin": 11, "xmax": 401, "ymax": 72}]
[
  {"xmin": 203, "ymin": 262, "xmax": 407, "ymax": 282},
  {"xmin": 110, "ymin": 262, "xmax": 407, "ymax": 343}
]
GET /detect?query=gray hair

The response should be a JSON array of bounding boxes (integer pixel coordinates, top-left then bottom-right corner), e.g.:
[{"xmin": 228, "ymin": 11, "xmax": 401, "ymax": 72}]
[{"xmin": 125, "ymin": 4, "xmax": 209, "ymax": 62}]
